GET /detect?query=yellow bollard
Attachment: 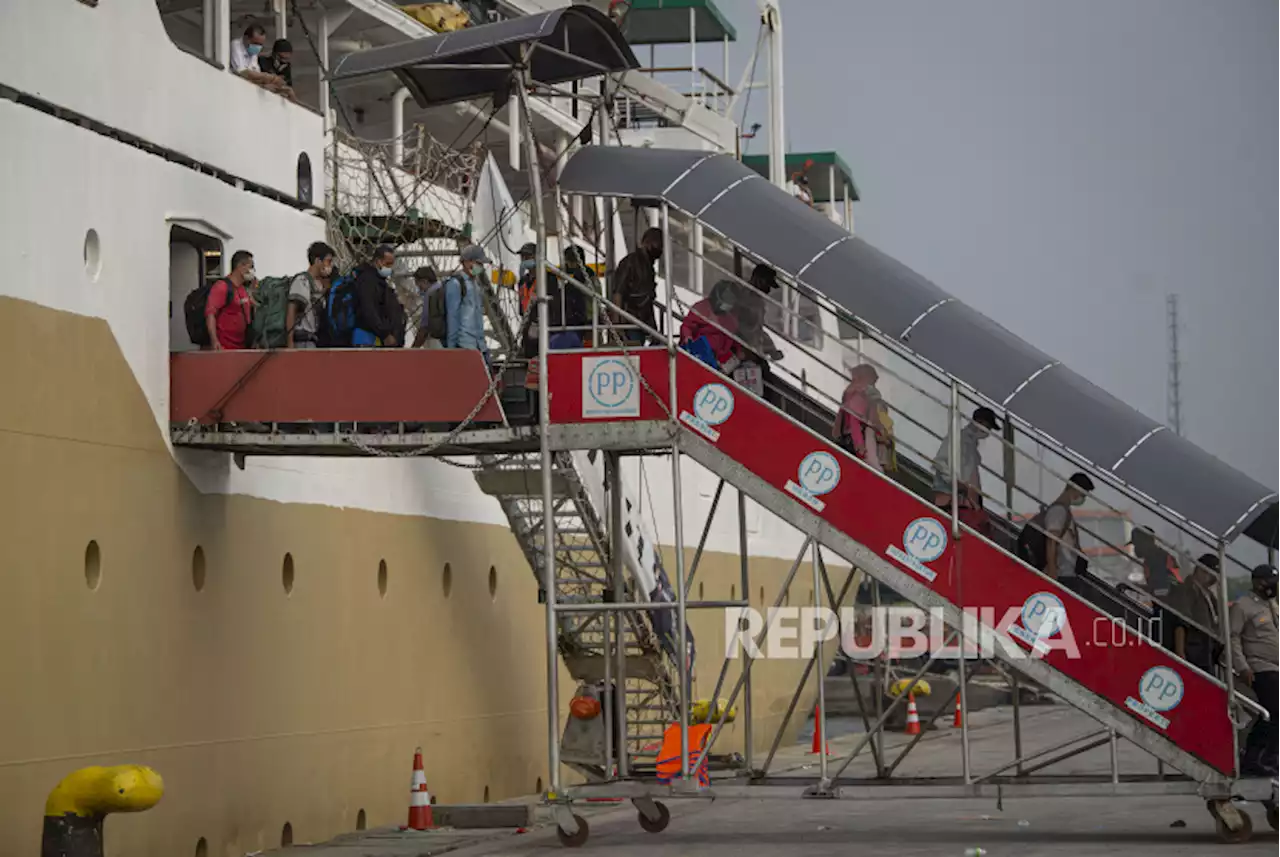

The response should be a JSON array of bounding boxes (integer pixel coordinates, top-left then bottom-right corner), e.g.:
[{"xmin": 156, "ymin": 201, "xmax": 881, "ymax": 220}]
[{"xmin": 42, "ymin": 765, "xmax": 163, "ymax": 857}]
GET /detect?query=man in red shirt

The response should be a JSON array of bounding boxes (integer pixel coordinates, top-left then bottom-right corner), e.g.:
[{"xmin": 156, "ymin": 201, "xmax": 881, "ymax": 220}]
[{"xmin": 205, "ymin": 250, "xmax": 255, "ymax": 350}]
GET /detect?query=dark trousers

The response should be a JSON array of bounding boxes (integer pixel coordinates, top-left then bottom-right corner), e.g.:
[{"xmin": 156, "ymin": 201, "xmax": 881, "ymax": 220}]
[{"xmin": 1244, "ymin": 670, "xmax": 1278, "ymax": 768}]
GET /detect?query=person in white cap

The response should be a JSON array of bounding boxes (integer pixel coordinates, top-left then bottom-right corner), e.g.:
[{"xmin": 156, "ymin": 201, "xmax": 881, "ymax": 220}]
[{"xmin": 444, "ymin": 244, "xmax": 491, "ymax": 366}]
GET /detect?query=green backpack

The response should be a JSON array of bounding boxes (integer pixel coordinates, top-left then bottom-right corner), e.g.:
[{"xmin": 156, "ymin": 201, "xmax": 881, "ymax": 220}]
[{"xmin": 249, "ymin": 274, "xmax": 297, "ymax": 348}]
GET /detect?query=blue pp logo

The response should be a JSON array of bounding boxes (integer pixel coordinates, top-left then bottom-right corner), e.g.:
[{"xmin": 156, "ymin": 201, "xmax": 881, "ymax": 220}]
[
  {"xmin": 693, "ymin": 383, "xmax": 734, "ymax": 426},
  {"xmin": 1020, "ymin": 592, "xmax": 1066, "ymax": 639},
  {"xmin": 1138, "ymin": 666, "xmax": 1184, "ymax": 712},
  {"xmin": 903, "ymin": 517, "xmax": 947, "ymax": 563},
  {"xmin": 798, "ymin": 452, "xmax": 841, "ymax": 497},
  {"xmin": 583, "ymin": 356, "xmax": 639, "ymax": 418}
]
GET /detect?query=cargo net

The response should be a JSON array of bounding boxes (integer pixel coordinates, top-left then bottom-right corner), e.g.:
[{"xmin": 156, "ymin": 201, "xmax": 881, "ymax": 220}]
[{"xmin": 324, "ymin": 125, "xmax": 482, "ymax": 275}]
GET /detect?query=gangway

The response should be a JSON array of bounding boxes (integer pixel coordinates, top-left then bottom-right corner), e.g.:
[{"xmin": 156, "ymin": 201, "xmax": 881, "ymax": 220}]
[{"xmin": 168, "ymin": 10, "xmax": 1279, "ymax": 848}]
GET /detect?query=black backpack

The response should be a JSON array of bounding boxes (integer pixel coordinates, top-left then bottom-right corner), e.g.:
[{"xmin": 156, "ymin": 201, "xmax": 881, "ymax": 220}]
[
  {"xmin": 426, "ymin": 276, "xmax": 464, "ymax": 341},
  {"xmin": 184, "ymin": 279, "xmax": 219, "ymax": 346},
  {"xmin": 1016, "ymin": 509, "xmax": 1051, "ymax": 570}
]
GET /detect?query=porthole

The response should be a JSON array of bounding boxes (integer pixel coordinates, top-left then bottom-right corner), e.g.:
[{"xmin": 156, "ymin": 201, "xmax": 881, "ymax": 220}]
[
  {"xmin": 281, "ymin": 821, "xmax": 293, "ymax": 847},
  {"xmin": 85, "ymin": 541, "xmax": 102, "ymax": 590},
  {"xmin": 483, "ymin": 785, "xmax": 491, "ymax": 803},
  {"xmin": 192, "ymin": 546, "xmax": 207, "ymax": 592},
  {"xmin": 536, "ymin": 776, "xmax": 544, "ymax": 794},
  {"xmin": 356, "ymin": 809, "xmax": 367, "ymax": 830},
  {"xmin": 758, "ymin": 585, "xmax": 764, "ymax": 605},
  {"xmin": 282, "ymin": 553, "xmax": 295, "ymax": 595},
  {"xmin": 730, "ymin": 584, "xmax": 736, "ymax": 601},
  {"xmin": 488, "ymin": 565, "xmax": 498, "ymax": 599},
  {"xmin": 194, "ymin": 838, "xmax": 208, "ymax": 857},
  {"xmin": 698, "ymin": 581, "xmax": 704, "ymax": 601},
  {"xmin": 377, "ymin": 559, "xmax": 388, "ymax": 598},
  {"xmin": 297, "ymin": 153, "xmax": 313, "ymax": 204},
  {"xmin": 83, "ymin": 229, "xmax": 102, "ymax": 281},
  {"xmin": 442, "ymin": 563, "xmax": 453, "ymax": 598}
]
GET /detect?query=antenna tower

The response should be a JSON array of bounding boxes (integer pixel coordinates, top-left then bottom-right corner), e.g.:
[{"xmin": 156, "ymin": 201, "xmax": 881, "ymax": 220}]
[{"xmin": 1166, "ymin": 293, "xmax": 1183, "ymax": 436}]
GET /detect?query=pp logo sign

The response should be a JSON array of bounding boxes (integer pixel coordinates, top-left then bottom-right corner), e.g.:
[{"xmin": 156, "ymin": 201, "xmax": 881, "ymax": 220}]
[
  {"xmin": 1125, "ymin": 665, "xmax": 1184, "ymax": 730},
  {"xmin": 582, "ymin": 356, "xmax": 639, "ymax": 418},
  {"xmin": 1009, "ymin": 592, "xmax": 1066, "ymax": 654},
  {"xmin": 886, "ymin": 517, "xmax": 948, "ymax": 582},
  {"xmin": 785, "ymin": 451, "xmax": 841, "ymax": 512},
  {"xmin": 679, "ymin": 383, "xmax": 735, "ymax": 442}
]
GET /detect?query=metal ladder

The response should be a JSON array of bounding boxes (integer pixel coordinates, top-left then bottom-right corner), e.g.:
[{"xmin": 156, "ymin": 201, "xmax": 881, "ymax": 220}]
[{"xmin": 473, "ymin": 453, "xmax": 679, "ymax": 771}]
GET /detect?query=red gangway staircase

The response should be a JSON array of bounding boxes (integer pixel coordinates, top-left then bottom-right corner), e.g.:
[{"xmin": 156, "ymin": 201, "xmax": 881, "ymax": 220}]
[{"xmin": 545, "ymin": 345, "xmax": 1237, "ymax": 784}]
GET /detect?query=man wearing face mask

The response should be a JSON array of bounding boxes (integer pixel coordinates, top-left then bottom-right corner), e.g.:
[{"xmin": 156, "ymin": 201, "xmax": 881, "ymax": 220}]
[
  {"xmin": 286, "ymin": 241, "xmax": 335, "ymax": 349},
  {"xmin": 1018, "ymin": 473, "xmax": 1095, "ymax": 588},
  {"xmin": 351, "ymin": 244, "xmax": 401, "ymax": 348},
  {"xmin": 516, "ymin": 243, "xmax": 539, "ymax": 357},
  {"xmin": 445, "ymin": 245, "xmax": 492, "ymax": 367},
  {"xmin": 229, "ymin": 24, "xmax": 290, "ymax": 94},
  {"xmin": 1231, "ymin": 564, "xmax": 1278, "ymax": 776},
  {"xmin": 611, "ymin": 227, "xmax": 663, "ymax": 343},
  {"xmin": 931, "ymin": 406, "xmax": 998, "ymax": 536}
]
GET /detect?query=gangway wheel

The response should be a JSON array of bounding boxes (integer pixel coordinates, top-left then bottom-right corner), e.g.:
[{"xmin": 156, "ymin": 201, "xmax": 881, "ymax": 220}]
[
  {"xmin": 1206, "ymin": 799, "xmax": 1253, "ymax": 844},
  {"xmin": 556, "ymin": 813, "xmax": 590, "ymax": 848},
  {"xmin": 636, "ymin": 800, "xmax": 671, "ymax": 833}
]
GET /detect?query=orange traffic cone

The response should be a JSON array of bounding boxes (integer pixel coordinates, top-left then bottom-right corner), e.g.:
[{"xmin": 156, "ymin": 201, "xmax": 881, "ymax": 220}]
[
  {"xmin": 904, "ymin": 693, "xmax": 921, "ymax": 736},
  {"xmin": 403, "ymin": 747, "xmax": 434, "ymax": 831},
  {"xmin": 809, "ymin": 704, "xmax": 831, "ymax": 755},
  {"xmin": 953, "ymin": 690, "xmax": 964, "ymax": 729}
]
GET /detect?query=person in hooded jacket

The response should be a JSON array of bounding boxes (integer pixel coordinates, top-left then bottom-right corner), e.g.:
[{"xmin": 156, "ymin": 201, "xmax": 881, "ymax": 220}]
[
  {"xmin": 351, "ymin": 244, "xmax": 403, "ymax": 347},
  {"xmin": 680, "ymin": 280, "xmax": 743, "ymax": 371},
  {"xmin": 833, "ymin": 364, "xmax": 887, "ymax": 473}
]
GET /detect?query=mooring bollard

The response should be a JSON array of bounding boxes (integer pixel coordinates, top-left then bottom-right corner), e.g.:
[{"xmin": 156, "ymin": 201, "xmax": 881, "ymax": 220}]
[{"xmin": 42, "ymin": 765, "xmax": 164, "ymax": 857}]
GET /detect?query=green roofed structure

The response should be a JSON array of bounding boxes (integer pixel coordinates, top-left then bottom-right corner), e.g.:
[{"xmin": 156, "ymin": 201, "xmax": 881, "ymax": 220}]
[
  {"xmin": 615, "ymin": 0, "xmax": 737, "ymax": 45},
  {"xmin": 741, "ymin": 151, "xmax": 860, "ymax": 204}
]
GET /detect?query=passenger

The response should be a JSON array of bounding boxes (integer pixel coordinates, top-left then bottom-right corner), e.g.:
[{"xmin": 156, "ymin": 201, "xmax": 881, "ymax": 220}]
[
  {"xmin": 1128, "ymin": 525, "xmax": 1180, "ymax": 598},
  {"xmin": 515, "ymin": 243, "xmax": 539, "ymax": 358},
  {"xmin": 286, "ymin": 241, "xmax": 335, "ymax": 349},
  {"xmin": 229, "ymin": 24, "xmax": 291, "ymax": 96},
  {"xmin": 931, "ymin": 406, "xmax": 999, "ymax": 511},
  {"xmin": 736, "ymin": 264, "xmax": 784, "ymax": 361},
  {"xmin": 610, "ymin": 227, "xmax": 662, "ymax": 344},
  {"xmin": 411, "ymin": 266, "xmax": 443, "ymax": 348},
  {"xmin": 546, "ymin": 247, "xmax": 592, "ymax": 350},
  {"xmin": 351, "ymin": 244, "xmax": 402, "ymax": 347},
  {"xmin": 680, "ymin": 280, "xmax": 743, "ymax": 372},
  {"xmin": 1231, "ymin": 564, "xmax": 1278, "ymax": 776},
  {"xmin": 445, "ymin": 245, "xmax": 491, "ymax": 366},
  {"xmin": 1017, "ymin": 473, "xmax": 1095, "ymax": 587},
  {"xmin": 832, "ymin": 364, "xmax": 887, "ymax": 474},
  {"xmin": 260, "ymin": 39, "xmax": 295, "ymax": 89},
  {"xmin": 204, "ymin": 249, "xmax": 256, "ymax": 351},
  {"xmin": 1168, "ymin": 553, "xmax": 1222, "ymax": 674}
]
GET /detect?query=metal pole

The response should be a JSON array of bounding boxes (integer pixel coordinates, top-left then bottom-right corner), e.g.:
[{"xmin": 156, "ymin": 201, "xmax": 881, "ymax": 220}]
[
  {"xmin": 685, "ymin": 479, "xmax": 724, "ymax": 593},
  {"xmin": 738, "ymin": 490, "xmax": 754, "ymax": 771},
  {"xmin": 872, "ymin": 576, "xmax": 884, "ymax": 771},
  {"xmin": 1003, "ymin": 414, "xmax": 1017, "ymax": 520},
  {"xmin": 518, "ymin": 60, "xmax": 560, "ymax": 793},
  {"xmin": 812, "ymin": 542, "xmax": 829, "ymax": 781},
  {"xmin": 949, "ymin": 380, "xmax": 961, "ymax": 539},
  {"xmin": 761, "ymin": 656, "xmax": 817, "ymax": 774},
  {"xmin": 1215, "ymin": 538, "xmax": 1238, "ymax": 779},
  {"xmin": 1012, "ymin": 673, "xmax": 1024, "ymax": 776},
  {"xmin": 608, "ymin": 451, "xmax": 628, "ymax": 777},
  {"xmin": 662, "ymin": 201, "xmax": 691, "ymax": 780},
  {"xmin": 202, "ymin": 0, "xmax": 215, "ymax": 60},
  {"xmin": 949, "ymin": 379, "xmax": 971, "ymax": 784},
  {"xmin": 974, "ymin": 729, "xmax": 1109, "ymax": 783},
  {"xmin": 689, "ymin": 6, "xmax": 697, "ymax": 104},
  {"xmin": 765, "ymin": 1, "xmax": 786, "ymax": 189},
  {"xmin": 1109, "ymin": 730, "xmax": 1119, "ymax": 785}
]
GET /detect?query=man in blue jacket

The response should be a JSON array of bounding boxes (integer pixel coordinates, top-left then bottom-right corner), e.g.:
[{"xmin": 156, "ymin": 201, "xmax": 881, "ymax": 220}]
[{"xmin": 445, "ymin": 244, "xmax": 491, "ymax": 366}]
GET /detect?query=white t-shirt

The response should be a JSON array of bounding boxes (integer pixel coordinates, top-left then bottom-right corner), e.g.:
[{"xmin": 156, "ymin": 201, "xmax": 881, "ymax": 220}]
[
  {"xmin": 1044, "ymin": 505, "xmax": 1080, "ymax": 577},
  {"xmin": 230, "ymin": 38, "xmax": 260, "ymax": 74}
]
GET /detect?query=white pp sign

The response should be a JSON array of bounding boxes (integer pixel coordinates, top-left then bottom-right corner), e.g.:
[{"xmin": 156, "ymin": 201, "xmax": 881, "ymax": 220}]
[{"xmin": 582, "ymin": 355, "xmax": 640, "ymax": 418}]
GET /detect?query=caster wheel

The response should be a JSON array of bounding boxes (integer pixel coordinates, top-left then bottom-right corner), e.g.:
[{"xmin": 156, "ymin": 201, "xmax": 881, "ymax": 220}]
[
  {"xmin": 1208, "ymin": 802, "xmax": 1252, "ymax": 845},
  {"xmin": 1266, "ymin": 802, "xmax": 1277, "ymax": 832},
  {"xmin": 556, "ymin": 813, "xmax": 589, "ymax": 848},
  {"xmin": 638, "ymin": 800, "xmax": 671, "ymax": 833}
]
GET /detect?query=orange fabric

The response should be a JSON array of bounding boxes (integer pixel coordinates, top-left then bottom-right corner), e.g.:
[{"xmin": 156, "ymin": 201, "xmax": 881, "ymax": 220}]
[{"xmin": 655, "ymin": 723, "xmax": 713, "ymax": 785}]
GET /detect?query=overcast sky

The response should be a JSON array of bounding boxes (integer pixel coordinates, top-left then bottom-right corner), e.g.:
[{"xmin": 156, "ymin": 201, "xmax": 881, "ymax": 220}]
[{"xmin": 680, "ymin": 0, "xmax": 1276, "ymax": 493}]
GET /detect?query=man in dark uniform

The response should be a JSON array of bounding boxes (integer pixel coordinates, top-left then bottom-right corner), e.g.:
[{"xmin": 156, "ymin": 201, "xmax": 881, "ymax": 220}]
[{"xmin": 1231, "ymin": 564, "xmax": 1278, "ymax": 775}]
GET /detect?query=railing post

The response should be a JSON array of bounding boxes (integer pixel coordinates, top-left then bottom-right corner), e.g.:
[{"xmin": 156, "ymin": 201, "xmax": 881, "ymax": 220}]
[
  {"xmin": 518, "ymin": 58, "xmax": 560, "ymax": 794},
  {"xmin": 949, "ymin": 379, "xmax": 971, "ymax": 784},
  {"xmin": 661, "ymin": 200, "xmax": 691, "ymax": 779},
  {"xmin": 738, "ymin": 489, "xmax": 754, "ymax": 771},
  {"xmin": 608, "ymin": 451, "xmax": 628, "ymax": 777},
  {"xmin": 812, "ymin": 542, "xmax": 829, "ymax": 783},
  {"xmin": 1215, "ymin": 538, "xmax": 1239, "ymax": 779}
]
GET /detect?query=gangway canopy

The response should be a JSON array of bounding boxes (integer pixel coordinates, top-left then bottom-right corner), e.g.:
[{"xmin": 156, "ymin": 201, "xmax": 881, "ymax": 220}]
[
  {"xmin": 742, "ymin": 151, "xmax": 860, "ymax": 202},
  {"xmin": 558, "ymin": 146, "xmax": 1277, "ymax": 547},
  {"xmin": 329, "ymin": 6, "xmax": 639, "ymax": 108}
]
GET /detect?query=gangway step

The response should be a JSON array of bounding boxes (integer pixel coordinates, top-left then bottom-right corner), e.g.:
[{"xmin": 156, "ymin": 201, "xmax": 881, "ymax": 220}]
[
  {"xmin": 475, "ymin": 468, "xmax": 580, "ymax": 497},
  {"xmin": 564, "ymin": 654, "xmax": 667, "ymax": 683}
]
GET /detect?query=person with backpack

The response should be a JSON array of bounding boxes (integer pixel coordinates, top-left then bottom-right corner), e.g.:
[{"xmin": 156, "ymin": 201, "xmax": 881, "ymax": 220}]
[
  {"xmin": 351, "ymin": 244, "xmax": 402, "ymax": 347},
  {"xmin": 444, "ymin": 244, "xmax": 491, "ymax": 365},
  {"xmin": 1017, "ymin": 472, "xmax": 1095, "ymax": 586},
  {"xmin": 833, "ymin": 363, "xmax": 890, "ymax": 474},
  {"xmin": 410, "ymin": 266, "xmax": 443, "ymax": 348},
  {"xmin": 516, "ymin": 243, "xmax": 539, "ymax": 358},
  {"xmin": 203, "ymin": 249, "xmax": 256, "ymax": 350},
  {"xmin": 931, "ymin": 406, "xmax": 999, "ymax": 522},
  {"xmin": 547, "ymin": 246, "xmax": 593, "ymax": 350},
  {"xmin": 285, "ymin": 241, "xmax": 335, "ymax": 348},
  {"xmin": 680, "ymin": 280, "xmax": 743, "ymax": 372}
]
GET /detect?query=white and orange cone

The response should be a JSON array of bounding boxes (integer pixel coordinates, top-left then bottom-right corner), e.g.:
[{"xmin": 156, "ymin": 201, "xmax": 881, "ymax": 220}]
[
  {"xmin": 403, "ymin": 747, "xmax": 434, "ymax": 831},
  {"xmin": 904, "ymin": 693, "xmax": 921, "ymax": 736}
]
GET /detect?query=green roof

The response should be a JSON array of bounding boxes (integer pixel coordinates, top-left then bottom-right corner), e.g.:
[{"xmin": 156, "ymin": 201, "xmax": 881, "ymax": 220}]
[
  {"xmin": 618, "ymin": 0, "xmax": 737, "ymax": 45},
  {"xmin": 740, "ymin": 151, "xmax": 861, "ymax": 203}
]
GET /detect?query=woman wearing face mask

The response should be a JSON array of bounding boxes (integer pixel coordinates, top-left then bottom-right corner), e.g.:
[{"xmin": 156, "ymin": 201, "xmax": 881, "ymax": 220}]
[{"xmin": 833, "ymin": 364, "xmax": 887, "ymax": 473}]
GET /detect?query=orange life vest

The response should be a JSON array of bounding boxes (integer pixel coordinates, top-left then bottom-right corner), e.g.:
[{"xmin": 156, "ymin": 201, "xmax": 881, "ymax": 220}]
[{"xmin": 654, "ymin": 723, "xmax": 713, "ymax": 786}]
